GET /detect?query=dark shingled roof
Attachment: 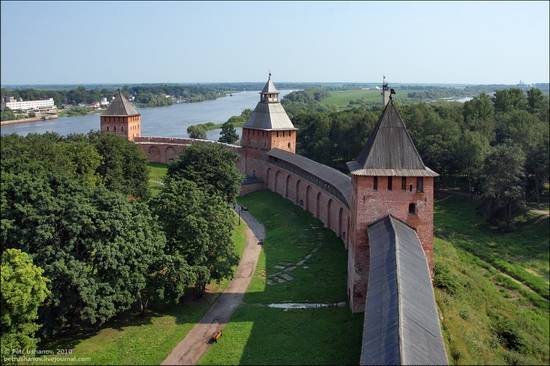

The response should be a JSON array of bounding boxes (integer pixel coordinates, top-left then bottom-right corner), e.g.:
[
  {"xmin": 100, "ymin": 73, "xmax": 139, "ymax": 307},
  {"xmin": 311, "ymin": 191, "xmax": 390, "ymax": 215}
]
[
  {"xmin": 266, "ymin": 148, "xmax": 350, "ymax": 207},
  {"xmin": 243, "ymin": 77, "xmax": 296, "ymax": 131},
  {"xmin": 361, "ymin": 215, "xmax": 448, "ymax": 365},
  {"xmin": 261, "ymin": 77, "xmax": 278, "ymax": 94},
  {"xmin": 347, "ymin": 100, "xmax": 438, "ymax": 177},
  {"xmin": 102, "ymin": 90, "xmax": 140, "ymax": 117}
]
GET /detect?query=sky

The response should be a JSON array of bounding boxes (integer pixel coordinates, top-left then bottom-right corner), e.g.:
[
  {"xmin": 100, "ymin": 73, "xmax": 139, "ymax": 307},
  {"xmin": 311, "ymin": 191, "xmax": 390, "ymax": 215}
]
[{"xmin": 1, "ymin": 1, "xmax": 549, "ymax": 85}]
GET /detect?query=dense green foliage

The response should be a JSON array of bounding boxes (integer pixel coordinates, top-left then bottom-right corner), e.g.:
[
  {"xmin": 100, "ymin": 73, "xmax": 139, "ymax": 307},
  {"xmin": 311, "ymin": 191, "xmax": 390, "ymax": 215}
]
[
  {"xmin": 218, "ymin": 121, "xmax": 239, "ymax": 144},
  {"xmin": 0, "ymin": 84, "xmax": 225, "ymax": 109},
  {"xmin": 224, "ymin": 108, "xmax": 252, "ymax": 126},
  {"xmin": 85, "ymin": 132, "xmax": 151, "ymax": 200},
  {"xmin": 167, "ymin": 143, "xmax": 244, "ymax": 205},
  {"xmin": 0, "ymin": 133, "xmax": 238, "ymax": 341},
  {"xmin": 1, "ymin": 107, "xmax": 17, "ymax": 121},
  {"xmin": 1, "ymin": 148, "xmax": 165, "ymax": 334},
  {"xmin": 1, "ymin": 249, "xmax": 50, "ymax": 359},
  {"xmin": 293, "ymin": 87, "xmax": 549, "ymax": 229},
  {"xmin": 186, "ymin": 123, "xmax": 210, "ymax": 139},
  {"xmin": 65, "ymin": 106, "xmax": 93, "ymax": 116},
  {"xmin": 281, "ymin": 87, "xmax": 331, "ymax": 104},
  {"xmin": 186, "ymin": 108, "xmax": 252, "ymax": 142},
  {"xmin": 151, "ymin": 179, "xmax": 238, "ymax": 296}
]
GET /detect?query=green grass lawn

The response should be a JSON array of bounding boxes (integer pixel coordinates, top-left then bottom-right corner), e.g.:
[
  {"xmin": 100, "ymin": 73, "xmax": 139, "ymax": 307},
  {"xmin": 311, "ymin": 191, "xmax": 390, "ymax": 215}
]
[
  {"xmin": 148, "ymin": 162, "xmax": 168, "ymax": 197},
  {"xmin": 198, "ymin": 190, "xmax": 364, "ymax": 365},
  {"xmin": 319, "ymin": 90, "xmax": 382, "ymax": 107},
  {"xmin": 319, "ymin": 89, "xmax": 417, "ymax": 107}
]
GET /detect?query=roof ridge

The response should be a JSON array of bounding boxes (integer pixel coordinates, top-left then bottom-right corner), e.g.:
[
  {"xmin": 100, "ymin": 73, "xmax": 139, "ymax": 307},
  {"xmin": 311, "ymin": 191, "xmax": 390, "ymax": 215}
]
[{"xmin": 101, "ymin": 90, "xmax": 140, "ymax": 117}]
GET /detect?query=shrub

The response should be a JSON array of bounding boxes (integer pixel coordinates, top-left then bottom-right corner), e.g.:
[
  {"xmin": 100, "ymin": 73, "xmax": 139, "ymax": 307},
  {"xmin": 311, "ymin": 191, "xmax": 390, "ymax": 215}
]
[
  {"xmin": 493, "ymin": 319, "xmax": 531, "ymax": 355},
  {"xmin": 434, "ymin": 262, "xmax": 462, "ymax": 295}
]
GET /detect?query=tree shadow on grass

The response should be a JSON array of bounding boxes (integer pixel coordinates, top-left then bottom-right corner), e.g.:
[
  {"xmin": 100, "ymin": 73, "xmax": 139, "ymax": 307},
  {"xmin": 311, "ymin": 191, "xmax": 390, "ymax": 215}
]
[{"xmin": 37, "ymin": 288, "xmax": 224, "ymax": 353}]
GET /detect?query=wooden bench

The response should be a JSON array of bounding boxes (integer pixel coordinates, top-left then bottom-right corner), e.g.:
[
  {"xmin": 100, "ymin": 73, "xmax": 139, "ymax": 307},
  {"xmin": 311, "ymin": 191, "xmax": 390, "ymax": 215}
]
[{"xmin": 209, "ymin": 330, "xmax": 223, "ymax": 344}]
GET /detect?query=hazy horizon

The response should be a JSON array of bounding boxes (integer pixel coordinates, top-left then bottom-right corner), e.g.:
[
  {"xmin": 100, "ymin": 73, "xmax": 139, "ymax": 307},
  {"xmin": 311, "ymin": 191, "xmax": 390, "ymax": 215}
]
[{"xmin": 2, "ymin": 81, "xmax": 546, "ymax": 90}]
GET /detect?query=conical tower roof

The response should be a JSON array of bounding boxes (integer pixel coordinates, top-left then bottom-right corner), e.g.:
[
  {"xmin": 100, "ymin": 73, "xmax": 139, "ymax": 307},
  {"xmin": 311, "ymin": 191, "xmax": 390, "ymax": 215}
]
[
  {"xmin": 243, "ymin": 75, "xmax": 296, "ymax": 131},
  {"xmin": 347, "ymin": 100, "xmax": 438, "ymax": 177},
  {"xmin": 102, "ymin": 90, "xmax": 140, "ymax": 116},
  {"xmin": 261, "ymin": 77, "xmax": 278, "ymax": 94}
]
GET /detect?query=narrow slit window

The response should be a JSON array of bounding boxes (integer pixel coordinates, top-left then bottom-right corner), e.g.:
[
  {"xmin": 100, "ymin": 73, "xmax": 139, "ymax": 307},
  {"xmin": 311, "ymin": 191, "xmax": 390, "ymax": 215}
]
[
  {"xmin": 402, "ymin": 177, "xmax": 406, "ymax": 191},
  {"xmin": 388, "ymin": 176, "xmax": 393, "ymax": 191},
  {"xmin": 416, "ymin": 177, "xmax": 424, "ymax": 192},
  {"xmin": 373, "ymin": 176, "xmax": 378, "ymax": 191}
]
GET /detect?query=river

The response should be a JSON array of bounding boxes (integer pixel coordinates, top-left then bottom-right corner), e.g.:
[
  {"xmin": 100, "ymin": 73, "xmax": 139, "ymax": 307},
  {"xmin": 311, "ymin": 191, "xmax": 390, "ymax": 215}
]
[{"xmin": 0, "ymin": 90, "xmax": 292, "ymax": 141}]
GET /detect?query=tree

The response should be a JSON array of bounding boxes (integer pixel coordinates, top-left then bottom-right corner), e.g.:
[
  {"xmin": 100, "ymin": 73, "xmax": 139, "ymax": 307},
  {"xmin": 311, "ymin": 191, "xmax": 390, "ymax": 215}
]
[
  {"xmin": 1, "ymin": 172, "xmax": 165, "ymax": 334},
  {"xmin": 1, "ymin": 249, "xmax": 50, "ymax": 356},
  {"xmin": 187, "ymin": 125, "xmax": 207, "ymax": 139},
  {"xmin": 89, "ymin": 132, "xmax": 150, "ymax": 200},
  {"xmin": 453, "ymin": 130, "xmax": 490, "ymax": 194},
  {"xmin": 493, "ymin": 88, "xmax": 527, "ymax": 114},
  {"xmin": 524, "ymin": 130, "xmax": 549, "ymax": 207},
  {"xmin": 151, "ymin": 178, "xmax": 238, "ymax": 296},
  {"xmin": 481, "ymin": 142, "xmax": 526, "ymax": 231},
  {"xmin": 218, "ymin": 121, "xmax": 239, "ymax": 144},
  {"xmin": 1, "ymin": 107, "xmax": 15, "ymax": 121},
  {"xmin": 526, "ymin": 88, "xmax": 547, "ymax": 116},
  {"xmin": 462, "ymin": 93, "xmax": 495, "ymax": 135},
  {"xmin": 1, "ymin": 132, "xmax": 102, "ymax": 188},
  {"xmin": 138, "ymin": 253, "xmax": 196, "ymax": 316},
  {"xmin": 167, "ymin": 143, "xmax": 244, "ymax": 204}
]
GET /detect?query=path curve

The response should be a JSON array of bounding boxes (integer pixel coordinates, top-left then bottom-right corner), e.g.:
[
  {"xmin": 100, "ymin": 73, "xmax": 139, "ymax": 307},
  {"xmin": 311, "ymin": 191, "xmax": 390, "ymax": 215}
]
[{"xmin": 161, "ymin": 206, "xmax": 265, "ymax": 365}]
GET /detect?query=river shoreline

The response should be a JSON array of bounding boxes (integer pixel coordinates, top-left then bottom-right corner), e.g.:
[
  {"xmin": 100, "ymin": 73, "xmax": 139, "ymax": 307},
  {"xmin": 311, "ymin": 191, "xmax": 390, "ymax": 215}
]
[{"xmin": 1, "ymin": 115, "xmax": 59, "ymax": 126}]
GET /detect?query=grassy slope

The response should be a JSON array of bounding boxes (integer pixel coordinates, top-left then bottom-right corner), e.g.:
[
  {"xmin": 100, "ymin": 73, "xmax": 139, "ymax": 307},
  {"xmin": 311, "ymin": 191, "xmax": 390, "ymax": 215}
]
[
  {"xmin": 148, "ymin": 162, "xmax": 167, "ymax": 197},
  {"xmin": 433, "ymin": 193, "xmax": 549, "ymax": 365},
  {"xmin": 198, "ymin": 190, "xmax": 364, "ymax": 365}
]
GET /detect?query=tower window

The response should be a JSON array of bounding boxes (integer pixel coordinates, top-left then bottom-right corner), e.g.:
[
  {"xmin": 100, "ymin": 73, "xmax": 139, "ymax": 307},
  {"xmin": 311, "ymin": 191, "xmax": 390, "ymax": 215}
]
[
  {"xmin": 417, "ymin": 177, "xmax": 424, "ymax": 192},
  {"xmin": 388, "ymin": 176, "xmax": 393, "ymax": 191},
  {"xmin": 373, "ymin": 176, "xmax": 378, "ymax": 191},
  {"xmin": 409, "ymin": 203, "xmax": 417, "ymax": 215},
  {"xmin": 106, "ymin": 126, "xmax": 109, "ymax": 131},
  {"xmin": 402, "ymin": 177, "xmax": 406, "ymax": 191}
]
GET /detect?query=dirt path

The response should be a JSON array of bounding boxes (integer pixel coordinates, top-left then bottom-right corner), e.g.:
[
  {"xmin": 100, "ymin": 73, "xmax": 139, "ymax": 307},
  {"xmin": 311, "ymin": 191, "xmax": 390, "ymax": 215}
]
[{"xmin": 161, "ymin": 206, "xmax": 265, "ymax": 365}]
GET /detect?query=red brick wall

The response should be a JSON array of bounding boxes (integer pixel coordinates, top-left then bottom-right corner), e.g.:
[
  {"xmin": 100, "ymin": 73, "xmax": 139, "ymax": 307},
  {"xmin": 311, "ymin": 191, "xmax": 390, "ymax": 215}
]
[
  {"xmin": 133, "ymin": 137, "xmax": 244, "ymax": 173},
  {"xmin": 264, "ymin": 166, "xmax": 350, "ymax": 245},
  {"xmin": 348, "ymin": 174, "xmax": 435, "ymax": 313},
  {"xmin": 100, "ymin": 115, "xmax": 141, "ymax": 141}
]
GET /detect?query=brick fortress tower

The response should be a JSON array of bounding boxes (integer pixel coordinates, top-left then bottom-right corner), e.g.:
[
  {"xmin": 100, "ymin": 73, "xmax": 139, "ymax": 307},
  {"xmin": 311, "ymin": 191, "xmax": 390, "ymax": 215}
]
[
  {"xmin": 240, "ymin": 74, "xmax": 297, "ymax": 181},
  {"xmin": 346, "ymin": 92, "xmax": 439, "ymax": 313},
  {"xmin": 100, "ymin": 90, "xmax": 141, "ymax": 141}
]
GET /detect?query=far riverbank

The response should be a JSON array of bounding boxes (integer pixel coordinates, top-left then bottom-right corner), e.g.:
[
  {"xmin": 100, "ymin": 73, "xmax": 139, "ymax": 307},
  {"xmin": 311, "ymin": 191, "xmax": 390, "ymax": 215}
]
[
  {"xmin": 0, "ymin": 90, "xmax": 292, "ymax": 139},
  {"xmin": 1, "ymin": 115, "xmax": 58, "ymax": 126}
]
